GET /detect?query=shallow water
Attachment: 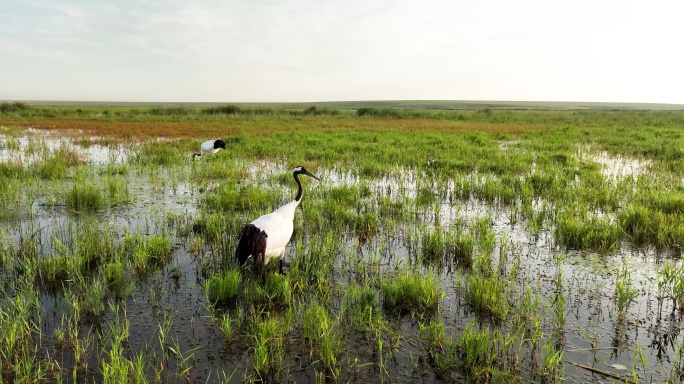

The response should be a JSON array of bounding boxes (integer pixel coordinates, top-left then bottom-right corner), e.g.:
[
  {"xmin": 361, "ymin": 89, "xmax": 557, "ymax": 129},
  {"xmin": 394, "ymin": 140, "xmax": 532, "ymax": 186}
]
[
  {"xmin": 0, "ymin": 129, "xmax": 130, "ymax": 165},
  {"xmin": 577, "ymin": 145, "xmax": 652, "ymax": 181}
]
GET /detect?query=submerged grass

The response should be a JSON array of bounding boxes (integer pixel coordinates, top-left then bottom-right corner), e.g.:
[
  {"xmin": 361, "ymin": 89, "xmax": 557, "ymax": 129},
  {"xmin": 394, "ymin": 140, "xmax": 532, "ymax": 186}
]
[{"xmin": 614, "ymin": 258, "xmax": 639, "ymax": 319}]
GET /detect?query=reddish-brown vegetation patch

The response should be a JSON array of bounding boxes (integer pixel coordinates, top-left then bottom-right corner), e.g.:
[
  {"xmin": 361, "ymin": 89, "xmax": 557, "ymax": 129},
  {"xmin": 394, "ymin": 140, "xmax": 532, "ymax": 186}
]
[{"xmin": 0, "ymin": 117, "xmax": 548, "ymax": 141}]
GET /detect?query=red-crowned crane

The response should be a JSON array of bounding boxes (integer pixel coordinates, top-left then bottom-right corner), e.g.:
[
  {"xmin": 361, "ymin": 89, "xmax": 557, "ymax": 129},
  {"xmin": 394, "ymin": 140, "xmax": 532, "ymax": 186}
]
[
  {"xmin": 193, "ymin": 139, "xmax": 226, "ymax": 159},
  {"xmin": 235, "ymin": 166, "xmax": 320, "ymax": 276}
]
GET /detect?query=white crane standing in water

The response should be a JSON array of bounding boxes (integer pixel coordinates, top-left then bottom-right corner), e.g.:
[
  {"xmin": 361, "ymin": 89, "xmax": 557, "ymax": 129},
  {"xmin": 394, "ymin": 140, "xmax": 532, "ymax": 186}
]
[
  {"xmin": 192, "ymin": 139, "xmax": 226, "ymax": 159},
  {"xmin": 235, "ymin": 166, "xmax": 320, "ymax": 277}
]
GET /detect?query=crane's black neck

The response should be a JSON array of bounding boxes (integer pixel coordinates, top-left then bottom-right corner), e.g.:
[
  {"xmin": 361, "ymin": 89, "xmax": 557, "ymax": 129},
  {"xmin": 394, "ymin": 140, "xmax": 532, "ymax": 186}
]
[{"xmin": 294, "ymin": 172, "xmax": 303, "ymax": 202}]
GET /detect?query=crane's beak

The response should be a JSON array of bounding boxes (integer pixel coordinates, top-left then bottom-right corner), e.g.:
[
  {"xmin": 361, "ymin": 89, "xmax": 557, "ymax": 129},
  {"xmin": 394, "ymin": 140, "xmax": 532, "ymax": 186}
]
[{"xmin": 305, "ymin": 170, "xmax": 321, "ymax": 180}]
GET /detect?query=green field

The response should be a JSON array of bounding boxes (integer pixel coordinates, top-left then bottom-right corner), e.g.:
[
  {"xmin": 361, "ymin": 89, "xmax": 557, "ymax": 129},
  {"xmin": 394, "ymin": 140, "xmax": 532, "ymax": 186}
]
[{"xmin": 0, "ymin": 103, "xmax": 683, "ymax": 383}]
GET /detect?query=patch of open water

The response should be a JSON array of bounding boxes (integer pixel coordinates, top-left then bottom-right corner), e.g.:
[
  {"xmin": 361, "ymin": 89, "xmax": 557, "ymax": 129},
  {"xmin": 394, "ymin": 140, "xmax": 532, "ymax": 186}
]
[
  {"xmin": 576, "ymin": 145, "xmax": 653, "ymax": 181},
  {"xmin": 0, "ymin": 128, "xmax": 130, "ymax": 165}
]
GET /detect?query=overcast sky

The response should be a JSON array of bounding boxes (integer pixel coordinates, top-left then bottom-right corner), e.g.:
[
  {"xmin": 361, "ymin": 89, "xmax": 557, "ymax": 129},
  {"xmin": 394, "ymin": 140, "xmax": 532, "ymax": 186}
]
[{"xmin": 1, "ymin": 0, "xmax": 682, "ymax": 103}]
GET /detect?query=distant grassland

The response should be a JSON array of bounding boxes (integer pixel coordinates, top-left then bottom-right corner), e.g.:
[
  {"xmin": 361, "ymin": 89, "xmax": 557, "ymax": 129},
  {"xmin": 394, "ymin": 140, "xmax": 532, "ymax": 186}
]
[
  {"xmin": 2, "ymin": 101, "xmax": 684, "ymax": 141},
  {"xmin": 8, "ymin": 99, "xmax": 684, "ymax": 110}
]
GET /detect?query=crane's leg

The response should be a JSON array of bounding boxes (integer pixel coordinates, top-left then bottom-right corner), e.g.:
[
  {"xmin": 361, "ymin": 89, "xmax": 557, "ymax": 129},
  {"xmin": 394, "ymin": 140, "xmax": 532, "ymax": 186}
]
[
  {"xmin": 259, "ymin": 254, "xmax": 266, "ymax": 284},
  {"xmin": 280, "ymin": 251, "xmax": 287, "ymax": 274}
]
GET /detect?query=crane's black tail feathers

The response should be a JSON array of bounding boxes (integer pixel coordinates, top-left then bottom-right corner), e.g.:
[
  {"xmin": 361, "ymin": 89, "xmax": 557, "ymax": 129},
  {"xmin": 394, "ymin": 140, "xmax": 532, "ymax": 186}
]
[
  {"xmin": 214, "ymin": 140, "xmax": 227, "ymax": 149},
  {"xmin": 235, "ymin": 224, "xmax": 267, "ymax": 265}
]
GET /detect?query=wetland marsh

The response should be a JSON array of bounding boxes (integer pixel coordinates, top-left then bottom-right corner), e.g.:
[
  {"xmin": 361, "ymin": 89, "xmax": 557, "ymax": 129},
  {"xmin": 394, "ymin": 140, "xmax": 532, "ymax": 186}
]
[{"xmin": 1, "ymin": 104, "xmax": 684, "ymax": 383}]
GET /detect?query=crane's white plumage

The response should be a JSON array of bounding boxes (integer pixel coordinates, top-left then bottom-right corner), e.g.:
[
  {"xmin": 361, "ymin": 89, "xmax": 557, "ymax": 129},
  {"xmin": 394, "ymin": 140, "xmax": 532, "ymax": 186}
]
[
  {"xmin": 235, "ymin": 166, "xmax": 320, "ymax": 275},
  {"xmin": 250, "ymin": 200, "xmax": 299, "ymax": 262},
  {"xmin": 193, "ymin": 139, "xmax": 226, "ymax": 158}
]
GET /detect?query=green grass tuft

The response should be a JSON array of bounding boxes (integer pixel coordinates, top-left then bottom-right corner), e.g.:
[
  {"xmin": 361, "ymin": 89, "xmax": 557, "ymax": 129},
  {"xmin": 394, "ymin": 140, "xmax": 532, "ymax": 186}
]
[
  {"xmin": 206, "ymin": 269, "xmax": 240, "ymax": 302},
  {"xmin": 202, "ymin": 184, "xmax": 279, "ymax": 213},
  {"xmin": 66, "ymin": 183, "xmax": 104, "ymax": 212},
  {"xmin": 381, "ymin": 270, "xmax": 441, "ymax": 315},
  {"xmin": 554, "ymin": 211, "xmax": 621, "ymax": 252},
  {"xmin": 466, "ymin": 272, "xmax": 509, "ymax": 323}
]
